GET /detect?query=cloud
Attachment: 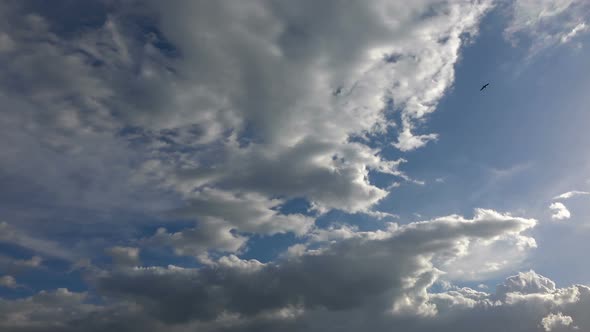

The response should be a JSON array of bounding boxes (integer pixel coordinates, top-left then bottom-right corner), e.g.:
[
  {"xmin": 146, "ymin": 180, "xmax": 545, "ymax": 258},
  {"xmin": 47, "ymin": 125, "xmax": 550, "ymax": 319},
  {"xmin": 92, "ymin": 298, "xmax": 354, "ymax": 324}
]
[
  {"xmin": 0, "ymin": 222, "xmax": 74, "ymax": 261},
  {"xmin": 0, "ymin": 210, "xmax": 585, "ymax": 332},
  {"xmin": 0, "ymin": 0, "xmax": 495, "ymax": 258},
  {"xmin": 495, "ymin": 270, "xmax": 558, "ymax": 298},
  {"xmin": 0, "ymin": 288, "xmax": 105, "ymax": 331},
  {"xmin": 147, "ymin": 220, "xmax": 249, "ymax": 262},
  {"xmin": 541, "ymin": 312, "xmax": 576, "ymax": 331},
  {"xmin": 0, "ymin": 255, "xmax": 42, "ymax": 275},
  {"xmin": 106, "ymin": 246, "xmax": 141, "ymax": 268},
  {"xmin": 560, "ymin": 22, "xmax": 588, "ymax": 43},
  {"xmin": 0, "ymin": 276, "xmax": 17, "ymax": 289},
  {"xmin": 505, "ymin": 0, "xmax": 590, "ymax": 56},
  {"xmin": 171, "ymin": 188, "xmax": 315, "ymax": 236},
  {"xmin": 144, "ymin": 187, "xmax": 314, "ymax": 262},
  {"xmin": 553, "ymin": 191, "xmax": 590, "ymax": 200},
  {"xmin": 549, "ymin": 202, "xmax": 571, "ymax": 220},
  {"xmin": 2, "ymin": 1, "xmax": 585, "ymax": 331},
  {"xmin": 393, "ymin": 129, "xmax": 439, "ymax": 152},
  {"xmin": 5, "ymin": 264, "xmax": 590, "ymax": 331},
  {"xmin": 96, "ymin": 209, "xmax": 535, "ymax": 323}
]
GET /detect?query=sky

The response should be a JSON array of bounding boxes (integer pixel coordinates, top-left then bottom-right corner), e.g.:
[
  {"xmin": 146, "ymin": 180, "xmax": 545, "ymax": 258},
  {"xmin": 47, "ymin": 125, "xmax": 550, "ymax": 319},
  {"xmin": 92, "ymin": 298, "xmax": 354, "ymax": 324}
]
[{"xmin": 0, "ymin": 0, "xmax": 590, "ymax": 331}]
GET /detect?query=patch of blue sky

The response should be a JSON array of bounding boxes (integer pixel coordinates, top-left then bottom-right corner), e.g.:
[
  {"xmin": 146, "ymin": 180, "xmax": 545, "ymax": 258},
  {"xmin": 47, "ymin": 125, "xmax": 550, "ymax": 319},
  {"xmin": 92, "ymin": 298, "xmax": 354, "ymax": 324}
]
[
  {"xmin": 240, "ymin": 233, "xmax": 299, "ymax": 263},
  {"xmin": 375, "ymin": 5, "xmax": 590, "ymax": 221},
  {"xmin": 19, "ymin": 0, "xmax": 109, "ymax": 38},
  {"xmin": 369, "ymin": 6, "xmax": 590, "ymax": 287}
]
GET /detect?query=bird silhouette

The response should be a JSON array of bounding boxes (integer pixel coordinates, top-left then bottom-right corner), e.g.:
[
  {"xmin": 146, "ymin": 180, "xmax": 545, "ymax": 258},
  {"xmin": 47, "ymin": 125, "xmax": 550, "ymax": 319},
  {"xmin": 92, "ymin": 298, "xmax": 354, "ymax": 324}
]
[{"xmin": 480, "ymin": 83, "xmax": 489, "ymax": 91}]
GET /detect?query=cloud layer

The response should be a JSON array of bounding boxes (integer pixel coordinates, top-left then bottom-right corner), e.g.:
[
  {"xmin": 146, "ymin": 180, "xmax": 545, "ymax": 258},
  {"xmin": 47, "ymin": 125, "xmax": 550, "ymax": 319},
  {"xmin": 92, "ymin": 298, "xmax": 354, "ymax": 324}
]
[
  {"xmin": 1, "ymin": 1, "xmax": 589, "ymax": 331},
  {"xmin": 1, "ymin": 210, "xmax": 589, "ymax": 332}
]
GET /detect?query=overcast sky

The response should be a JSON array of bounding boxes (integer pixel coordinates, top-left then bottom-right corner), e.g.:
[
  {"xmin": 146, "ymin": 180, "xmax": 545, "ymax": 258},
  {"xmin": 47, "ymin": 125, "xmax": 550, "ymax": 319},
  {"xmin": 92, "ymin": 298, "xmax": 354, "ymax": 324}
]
[{"xmin": 1, "ymin": 0, "xmax": 590, "ymax": 331}]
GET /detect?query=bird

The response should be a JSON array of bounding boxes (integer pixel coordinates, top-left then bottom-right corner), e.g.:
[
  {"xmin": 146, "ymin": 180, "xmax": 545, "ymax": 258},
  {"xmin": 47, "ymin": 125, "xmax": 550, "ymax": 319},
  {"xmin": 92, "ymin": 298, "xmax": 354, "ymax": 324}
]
[{"xmin": 480, "ymin": 83, "xmax": 489, "ymax": 91}]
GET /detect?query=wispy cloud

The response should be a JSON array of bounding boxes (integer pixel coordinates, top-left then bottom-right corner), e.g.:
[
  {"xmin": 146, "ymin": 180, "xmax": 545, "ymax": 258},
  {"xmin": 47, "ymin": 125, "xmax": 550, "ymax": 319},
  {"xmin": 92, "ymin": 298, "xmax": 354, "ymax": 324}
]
[
  {"xmin": 0, "ymin": 222, "xmax": 74, "ymax": 261},
  {"xmin": 505, "ymin": 0, "xmax": 590, "ymax": 57},
  {"xmin": 553, "ymin": 190, "xmax": 590, "ymax": 200}
]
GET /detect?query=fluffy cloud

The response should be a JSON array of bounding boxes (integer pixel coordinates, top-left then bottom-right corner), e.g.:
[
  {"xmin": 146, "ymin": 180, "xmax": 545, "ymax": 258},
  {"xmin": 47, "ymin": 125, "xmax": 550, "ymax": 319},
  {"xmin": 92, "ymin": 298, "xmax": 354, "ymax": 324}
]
[
  {"xmin": 550, "ymin": 202, "xmax": 571, "ymax": 220},
  {"xmin": 2, "ymin": 271, "xmax": 590, "ymax": 332},
  {"xmin": 0, "ymin": 1, "xmax": 586, "ymax": 331},
  {"xmin": 171, "ymin": 188, "xmax": 315, "ymax": 236},
  {"xmin": 106, "ymin": 246, "xmax": 141, "ymax": 268},
  {"xmin": 0, "ymin": 288, "xmax": 109, "ymax": 331},
  {"xmin": 147, "ymin": 220, "xmax": 249, "ymax": 262},
  {"xmin": 1, "ymin": 212, "xmax": 590, "ymax": 332},
  {"xmin": 96, "ymin": 209, "xmax": 535, "ymax": 323},
  {"xmin": 541, "ymin": 312, "xmax": 576, "ymax": 331},
  {"xmin": 0, "ymin": 209, "xmax": 587, "ymax": 332},
  {"xmin": 0, "ymin": 0, "xmax": 495, "ymax": 260}
]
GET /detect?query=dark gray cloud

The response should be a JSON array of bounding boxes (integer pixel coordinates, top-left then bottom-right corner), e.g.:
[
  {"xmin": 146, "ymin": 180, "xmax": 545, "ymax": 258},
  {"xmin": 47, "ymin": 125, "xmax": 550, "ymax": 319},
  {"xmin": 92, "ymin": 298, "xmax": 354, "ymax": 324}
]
[
  {"xmin": 106, "ymin": 246, "xmax": 141, "ymax": 268},
  {"xmin": 97, "ymin": 210, "xmax": 536, "ymax": 323},
  {"xmin": 2, "ymin": 211, "xmax": 589, "ymax": 332}
]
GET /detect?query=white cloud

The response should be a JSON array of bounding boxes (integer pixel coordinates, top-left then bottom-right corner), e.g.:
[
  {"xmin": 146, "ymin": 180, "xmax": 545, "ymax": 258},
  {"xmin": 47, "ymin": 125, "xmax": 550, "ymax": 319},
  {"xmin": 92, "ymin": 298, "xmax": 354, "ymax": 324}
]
[
  {"xmin": 541, "ymin": 312, "xmax": 576, "ymax": 331},
  {"xmin": 393, "ymin": 129, "xmax": 439, "ymax": 152},
  {"xmin": 2, "ymin": 2, "xmax": 586, "ymax": 331},
  {"xmin": 495, "ymin": 270, "xmax": 558, "ymax": 298},
  {"xmin": 550, "ymin": 202, "xmax": 571, "ymax": 220},
  {"xmin": 560, "ymin": 22, "xmax": 588, "ymax": 43},
  {"xmin": 553, "ymin": 191, "xmax": 590, "ymax": 200},
  {"xmin": 171, "ymin": 188, "xmax": 315, "ymax": 236},
  {"xmin": 505, "ymin": 0, "xmax": 590, "ymax": 56},
  {"xmin": 0, "ymin": 0, "xmax": 494, "ymax": 261}
]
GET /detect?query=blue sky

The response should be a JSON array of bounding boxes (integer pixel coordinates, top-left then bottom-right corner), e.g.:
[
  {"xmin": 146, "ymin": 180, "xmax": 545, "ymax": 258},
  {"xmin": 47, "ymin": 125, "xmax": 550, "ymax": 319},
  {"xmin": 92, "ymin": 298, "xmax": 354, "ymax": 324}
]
[{"xmin": 1, "ymin": 1, "xmax": 590, "ymax": 331}]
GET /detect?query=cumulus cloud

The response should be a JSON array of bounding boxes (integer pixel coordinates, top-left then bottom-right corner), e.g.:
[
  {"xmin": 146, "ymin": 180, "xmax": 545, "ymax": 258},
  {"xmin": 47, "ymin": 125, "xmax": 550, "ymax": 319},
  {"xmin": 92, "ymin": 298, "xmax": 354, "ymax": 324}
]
[
  {"xmin": 495, "ymin": 270, "xmax": 558, "ymax": 298},
  {"xmin": 171, "ymin": 188, "xmax": 315, "ymax": 236},
  {"xmin": 0, "ymin": 1, "xmax": 585, "ymax": 331},
  {"xmin": 6, "ymin": 257, "xmax": 590, "ymax": 331},
  {"xmin": 541, "ymin": 312, "xmax": 576, "ymax": 331},
  {"xmin": 0, "ymin": 210, "xmax": 586, "ymax": 332},
  {"xmin": 0, "ymin": 0, "xmax": 494, "ymax": 257},
  {"xmin": 550, "ymin": 202, "xmax": 571, "ymax": 220},
  {"xmin": 106, "ymin": 246, "xmax": 141, "ymax": 268},
  {"xmin": 0, "ymin": 288, "xmax": 106, "ymax": 331},
  {"xmin": 147, "ymin": 220, "xmax": 249, "ymax": 262},
  {"xmin": 96, "ymin": 209, "xmax": 536, "ymax": 323},
  {"xmin": 9, "ymin": 0, "xmax": 500, "ymax": 259}
]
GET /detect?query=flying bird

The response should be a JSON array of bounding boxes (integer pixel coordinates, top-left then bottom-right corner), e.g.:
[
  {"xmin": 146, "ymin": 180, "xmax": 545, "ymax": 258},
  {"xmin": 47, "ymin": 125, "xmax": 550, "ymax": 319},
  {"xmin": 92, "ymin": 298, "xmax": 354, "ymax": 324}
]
[{"xmin": 480, "ymin": 83, "xmax": 489, "ymax": 91}]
